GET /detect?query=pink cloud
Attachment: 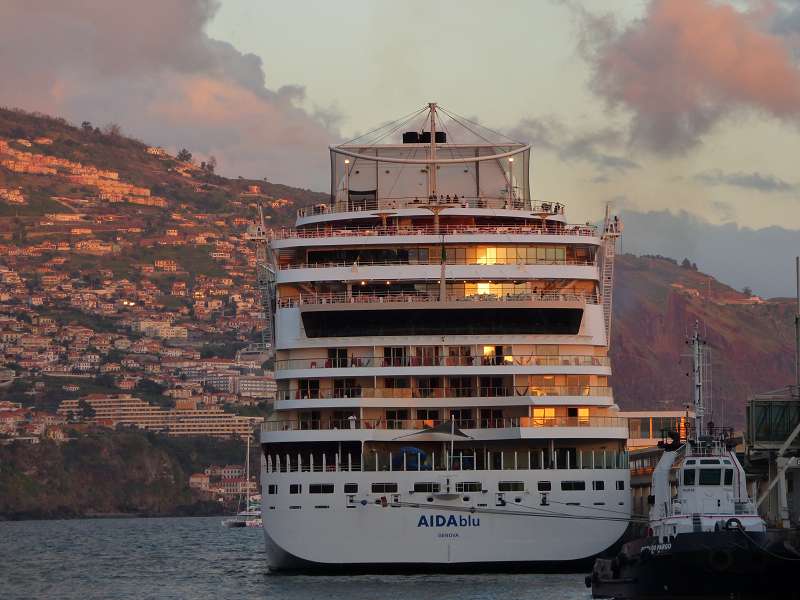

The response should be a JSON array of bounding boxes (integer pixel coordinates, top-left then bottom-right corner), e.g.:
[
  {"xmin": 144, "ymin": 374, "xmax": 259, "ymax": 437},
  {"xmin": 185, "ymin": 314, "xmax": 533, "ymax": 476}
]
[{"xmin": 583, "ymin": 0, "xmax": 800, "ymax": 153}]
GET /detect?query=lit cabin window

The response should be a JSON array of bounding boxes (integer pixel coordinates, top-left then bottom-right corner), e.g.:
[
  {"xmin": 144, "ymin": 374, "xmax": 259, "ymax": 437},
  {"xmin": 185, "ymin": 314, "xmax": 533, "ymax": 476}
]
[
  {"xmin": 724, "ymin": 469, "xmax": 734, "ymax": 485},
  {"xmin": 683, "ymin": 470, "xmax": 696, "ymax": 485},
  {"xmin": 699, "ymin": 469, "xmax": 722, "ymax": 486}
]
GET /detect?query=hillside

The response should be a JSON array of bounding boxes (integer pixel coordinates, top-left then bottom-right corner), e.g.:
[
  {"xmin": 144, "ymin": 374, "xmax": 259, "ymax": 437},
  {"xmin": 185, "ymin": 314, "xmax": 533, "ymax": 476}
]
[
  {"xmin": 0, "ymin": 430, "xmax": 248, "ymax": 519},
  {"xmin": 611, "ymin": 254, "xmax": 797, "ymax": 427},
  {"xmin": 0, "ymin": 106, "xmax": 326, "ymax": 225}
]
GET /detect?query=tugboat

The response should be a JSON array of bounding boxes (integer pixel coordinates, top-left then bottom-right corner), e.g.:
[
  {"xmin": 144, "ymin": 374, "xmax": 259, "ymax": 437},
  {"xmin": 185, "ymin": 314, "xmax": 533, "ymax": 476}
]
[{"xmin": 588, "ymin": 325, "xmax": 800, "ymax": 599}]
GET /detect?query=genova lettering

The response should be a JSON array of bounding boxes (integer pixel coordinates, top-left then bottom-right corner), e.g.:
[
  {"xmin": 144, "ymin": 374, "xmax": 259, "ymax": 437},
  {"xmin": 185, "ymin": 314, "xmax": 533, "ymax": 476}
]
[{"xmin": 417, "ymin": 515, "xmax": 480, "ymax": 528}]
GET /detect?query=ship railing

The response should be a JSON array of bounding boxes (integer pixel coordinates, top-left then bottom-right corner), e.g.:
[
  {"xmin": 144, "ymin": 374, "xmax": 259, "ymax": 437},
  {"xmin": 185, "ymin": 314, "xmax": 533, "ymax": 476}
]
[
  {"xmin": 276, "ymin": 291, "xmax": 599, "ymax": 308},
  {"xmin": 275, "ymin": 385, "xmax": 613, "ymax": 401},
  {"xmin": 297, "ymin": 197, "xmax": 565, "ymax": 218},
  {"xmin": 275, "ymin": 354, "xmax": 611, "ymax": 370},
  {"xmin": 262, "ymin": 415, "xmax": 626, "ymax": 432},
  {"xmin": 272, "ymin": 223, "xmax": 598, "ymax": 240},
  {"xmin": 277, "ymin": 258, "xmax": 597, "ymax": 270},
  {"xmin": 266, "ymin": 448, "xmax": 629, "ymax": 474}
]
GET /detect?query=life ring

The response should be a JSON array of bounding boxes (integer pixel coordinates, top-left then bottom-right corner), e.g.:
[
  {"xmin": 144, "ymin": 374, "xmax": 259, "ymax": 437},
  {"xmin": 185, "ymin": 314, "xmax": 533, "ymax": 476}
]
[
  {"xmin": 724, "ymin": 518, "xmax": 743, "ymax": 531},
  {"xmin": 708, "ymin": 548, "xmax": 734, "ymax": 572}
]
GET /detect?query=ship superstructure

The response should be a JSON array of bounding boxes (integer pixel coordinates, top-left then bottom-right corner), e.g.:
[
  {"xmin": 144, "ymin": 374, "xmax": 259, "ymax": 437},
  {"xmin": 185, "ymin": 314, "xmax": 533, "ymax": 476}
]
[{"xmin": 260, "ymin": 104, "xmax": 630, "ymax": 571}]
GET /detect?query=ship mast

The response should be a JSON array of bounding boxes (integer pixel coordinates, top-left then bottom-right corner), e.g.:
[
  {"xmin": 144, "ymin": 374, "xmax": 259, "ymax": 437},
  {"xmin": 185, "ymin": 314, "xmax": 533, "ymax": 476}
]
[
  {"xmin": 691, "ymin": 322, "xmax": 705, "ymax": 441},
  {"xmin": 428, "ymin": 102, "xmax": 437, "ymax": 199}
]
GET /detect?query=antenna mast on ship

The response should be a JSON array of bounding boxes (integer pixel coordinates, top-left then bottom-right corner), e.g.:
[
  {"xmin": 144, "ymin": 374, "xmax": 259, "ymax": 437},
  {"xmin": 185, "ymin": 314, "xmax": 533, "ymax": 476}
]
[{"xmin": 690, "ymin": 322, "xmax": 706, "ymax": 441}]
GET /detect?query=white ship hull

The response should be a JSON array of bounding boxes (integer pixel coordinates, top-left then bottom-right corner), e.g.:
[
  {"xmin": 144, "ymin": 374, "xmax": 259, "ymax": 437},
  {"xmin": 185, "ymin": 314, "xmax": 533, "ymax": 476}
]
[{"xmin": 261, "ymin": 467, "xmax": 630, "ymax": 571}]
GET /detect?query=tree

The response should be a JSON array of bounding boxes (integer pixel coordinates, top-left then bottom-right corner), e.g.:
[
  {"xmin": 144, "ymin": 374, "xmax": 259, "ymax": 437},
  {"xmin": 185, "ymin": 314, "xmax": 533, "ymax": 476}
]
[
  {"xmin": 78, "ymin": 399, "xmax": 96, "ymax": 420},
  {"xmin": 680, "ymin": 258, "xmax": 692, "ymax": 269},
  {"xmin": 176, "ymin": 148, "xmax": 193, "ymax": 163},
  {"xmin": 743, "ymin": 286, "xmax": 753, "ymax": 297},
  {"xmin": 103, "ymin": 122, "xmax": 122, "ymax": 137},
  {"xmin": 81, "ymin": 121, "xmax": 93, "ymax": 132},
  {"xmin": 206, "ymin": 155, "xmax": 217, "ymax": 173}
]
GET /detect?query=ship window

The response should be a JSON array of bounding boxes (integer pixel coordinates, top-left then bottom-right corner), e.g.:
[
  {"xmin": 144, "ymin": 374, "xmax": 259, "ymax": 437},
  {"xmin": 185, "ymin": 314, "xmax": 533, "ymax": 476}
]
[
  {"xmin": 686, "ymin": 460, "xmax": 695, "ymax": 465},
  {"xmin": 700, "ymin": 459, "xmax": 720, "ymax": 465},
  {"xmin": 267, "ymin": 484, "xmax": 278, "ymax": 495},
  {"xmin": 372, "ymin": 483, "xmax": 398, "ymax": 494},
  {"xmin": 699, "ymin": 469, "xmax": 721, "ymax": 486},
  {"xmin": 309, "ymin": 484, "xmax": 334, "ymax": 494},
  {"xmin": 413, "ymin": 482, "xmax": 440, "ymax": 493},
  {"xmin": 537, "ymin": 481, "xmax": 552, "ymax": 492},
  {"xmin": 683, "ymin": 470, "xmax": 696, "ymax": 485},
  {"xmin": 499, "ymin": 481, "xmax": 524, "ymax": 492},
  {"xmin": 616, "ymin": 481, "xmax": 625, "ymax": 491},
  {"xmin": 456, "ymin": 482, "xmax": 482, "ymax": 493},
  {"xmin": 344, "ymin": 483, "xmax": 358, "ymax": 494},
  {"xmin": 290, "ymin": 484, "xmax": 302, "ymax": 494},
  {"xmin": 561, "ymin": 481, "xmax": 586, "ymax": 491},
  {"xmin": 592, "ymin": 481, "xmax": 605, "ymax": 491},
  {"xmin": 724, "ymin": 469, "xmax": 734, "ymax": 485}
]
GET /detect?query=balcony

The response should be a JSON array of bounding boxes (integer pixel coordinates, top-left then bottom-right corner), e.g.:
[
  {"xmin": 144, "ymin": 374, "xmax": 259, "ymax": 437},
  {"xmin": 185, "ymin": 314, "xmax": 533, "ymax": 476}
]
[
  {"xmin": 278, "ymin": 257, "xmax": 596, "ymax": 270},
  {"xmin": 276, "ymin": 385, "xmax": 613, "ymax": 401},
  {"xmin": 272, "ymin": 222, "xmax": 597, "ymax": 241},
  {"xmin": 266, "ymin": 447, "xmax": 629, "ymax": 473},
  {"xmin": 297, "ymin": 197, "xmax": 565, "ymax": 217},
  {"xmin": 262, "ymin": 415, "xmax": 627, "ymax": 432},
  {"xmin": 277, "ymin": 291, "xmax": 599, "ymax": 308},
  {"xmin": 276, "ymin": 354, "xmax": 610, "ymax": 370}
]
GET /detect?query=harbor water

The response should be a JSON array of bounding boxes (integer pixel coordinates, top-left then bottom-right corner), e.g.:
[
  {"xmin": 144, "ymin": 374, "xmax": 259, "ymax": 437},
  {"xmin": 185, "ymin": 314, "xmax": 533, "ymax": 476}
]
[{"xmin": 1, "ymin": 517, "xmax": 590, "ymax": 599}]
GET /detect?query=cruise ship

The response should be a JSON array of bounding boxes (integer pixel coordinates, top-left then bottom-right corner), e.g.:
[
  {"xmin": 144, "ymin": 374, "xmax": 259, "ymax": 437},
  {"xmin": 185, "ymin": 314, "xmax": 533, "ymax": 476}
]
[{"xmin": 259, "ymin": 103, "xmax": 629, "ymax": 571}]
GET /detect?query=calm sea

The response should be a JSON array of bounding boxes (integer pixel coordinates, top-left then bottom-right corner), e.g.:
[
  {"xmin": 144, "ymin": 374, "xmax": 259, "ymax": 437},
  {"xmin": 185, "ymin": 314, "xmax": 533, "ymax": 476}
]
[{"xmin": 1, "ymin": 517, "xmax": 591, "ymax": 600}]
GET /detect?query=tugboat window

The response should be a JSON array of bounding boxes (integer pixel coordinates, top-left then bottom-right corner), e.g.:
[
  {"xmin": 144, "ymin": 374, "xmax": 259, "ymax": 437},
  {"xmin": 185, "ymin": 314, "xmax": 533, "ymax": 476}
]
[
  {"xmin": 499, "ymin": 481, "xmax": 524, "ymax": 492},
  {"xmin": 683, "ymin": 470, "xmax": 696, "ymax": 485},
  {"xmin": 724, "ymin": 469, "xmax": 734, "ymax": 485},
  {"xmin": 699, "ymin": 468, "xmax": 721, "ymax": 485},
  {"xmin": 344, "ymin": 483, "xmax": 358, "ymax": 494},
  {"xmin": 413, "ymin": 482, "xmax": 440, "ymax": 493},
  {"xmin": 561, "ymin": 481, "xmax": 586, "ymax": 491},
  {"xmin": 537, "ymin": 481, "xmax": 552, "ymax": 491},
  {"xmin": 372, "ymin": 483, "xmax": 398, "ymax": 493}
]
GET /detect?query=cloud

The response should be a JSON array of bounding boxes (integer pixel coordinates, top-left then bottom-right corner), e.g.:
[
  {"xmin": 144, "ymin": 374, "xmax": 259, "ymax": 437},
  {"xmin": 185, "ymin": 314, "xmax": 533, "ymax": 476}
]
[
  {"xmin": 0, "ymin": 0, "xmax": 339, "ymax": 188},
  {"xmin": 575, "ymin": 0, "xmax": 800, "ymax": 154},
  {"xmin": 511, "ymin": 117, "xmax": 639, "ymax": 174},
  {"xmin": 692, "ymin": 169, "xmax": 796, "ymax": 193}
]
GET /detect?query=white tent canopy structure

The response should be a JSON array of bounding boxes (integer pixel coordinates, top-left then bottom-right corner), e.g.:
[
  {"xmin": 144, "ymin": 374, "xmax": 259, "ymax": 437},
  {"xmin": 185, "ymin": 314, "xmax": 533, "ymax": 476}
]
[{"xmin": 329, "ymin": 103, "xmax": 533, "ymax": 213}]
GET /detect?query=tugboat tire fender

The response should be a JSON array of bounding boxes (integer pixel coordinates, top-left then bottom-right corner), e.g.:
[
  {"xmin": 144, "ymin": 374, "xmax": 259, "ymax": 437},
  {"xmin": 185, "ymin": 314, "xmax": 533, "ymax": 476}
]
[{"xmin": 724, "ymin": 517, "xmax": 743, "ymax": 531}]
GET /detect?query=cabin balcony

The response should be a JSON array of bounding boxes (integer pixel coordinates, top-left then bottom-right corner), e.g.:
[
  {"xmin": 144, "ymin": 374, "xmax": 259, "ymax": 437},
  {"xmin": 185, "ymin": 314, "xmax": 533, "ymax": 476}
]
[
  {"xmin": 275, "ymin": 385, "xmax": 613, "ymax": 403},
  {"xmin": 277, "ymin": 290, "xmax": 599, "ymax": 308},
  {"xmin": 297, "ymin": 197, "xmax": 564, "ymax": 218},
  {"xmin": 264, "ymin": 446, "xmax": 630, "ymax": 474},
  {"xmin": 276, "ymin": 353, "xmax": 610, "ymax": 371},
  {"xmin": 271, "ymin": 222, "xmax": 599, "ymax": 246},
  {"xmin": 261, "ymin": 413, "xmax": 628, "ymax": 443}
]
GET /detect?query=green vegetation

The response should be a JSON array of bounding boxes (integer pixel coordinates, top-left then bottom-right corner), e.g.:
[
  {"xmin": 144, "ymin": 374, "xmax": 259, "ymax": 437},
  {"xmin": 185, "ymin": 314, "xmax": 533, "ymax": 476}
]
[{"xmin": 0, "ymin": 430, "xmax": 246, "ymax": 519}]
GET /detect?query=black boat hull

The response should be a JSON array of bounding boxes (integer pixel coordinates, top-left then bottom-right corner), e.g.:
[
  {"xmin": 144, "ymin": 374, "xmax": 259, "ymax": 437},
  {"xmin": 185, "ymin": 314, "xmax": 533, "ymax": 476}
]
[{"xmin": 589, "ymin": 530, "xmax": 800, "ymax": 599}]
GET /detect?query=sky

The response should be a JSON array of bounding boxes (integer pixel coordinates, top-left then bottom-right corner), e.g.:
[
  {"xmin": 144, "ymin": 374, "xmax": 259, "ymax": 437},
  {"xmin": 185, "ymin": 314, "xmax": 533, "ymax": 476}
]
[{"xmin": 0, "ymin": 0, "xmax": 799, "ymax": 292}]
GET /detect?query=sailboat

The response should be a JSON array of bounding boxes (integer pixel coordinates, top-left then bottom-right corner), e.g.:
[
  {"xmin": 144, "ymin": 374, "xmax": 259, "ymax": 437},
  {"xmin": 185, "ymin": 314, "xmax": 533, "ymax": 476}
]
[{"xmin": 222, "ymin": 434, "xmax": 262, "ymax": 529}]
